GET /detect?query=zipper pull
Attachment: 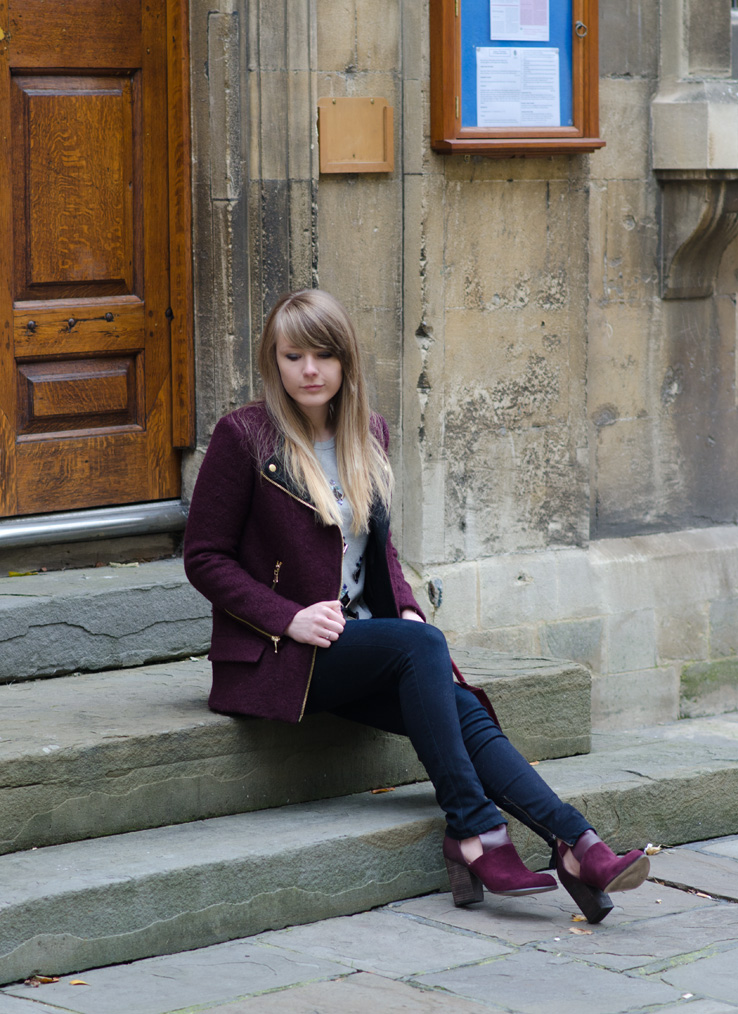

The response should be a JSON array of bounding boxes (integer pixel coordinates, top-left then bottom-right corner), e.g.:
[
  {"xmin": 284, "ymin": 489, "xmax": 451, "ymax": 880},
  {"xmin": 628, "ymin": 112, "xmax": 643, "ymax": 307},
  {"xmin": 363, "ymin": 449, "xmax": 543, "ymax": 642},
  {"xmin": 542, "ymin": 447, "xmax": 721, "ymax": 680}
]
[
  {"xmin": 271, "ymin": 636, "xmax": 280, "ymax": 653},
  {"xmin": 272, "ymin": 561, "xmax": 283, "ymax": 589}
]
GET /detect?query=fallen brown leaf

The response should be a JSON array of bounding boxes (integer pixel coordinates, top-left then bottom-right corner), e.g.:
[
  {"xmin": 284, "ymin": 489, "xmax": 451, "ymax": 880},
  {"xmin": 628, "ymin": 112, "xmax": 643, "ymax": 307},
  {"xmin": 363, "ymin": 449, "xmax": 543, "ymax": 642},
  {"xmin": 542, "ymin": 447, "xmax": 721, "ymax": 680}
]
[
  {"xmin": 69, "ymin": 980, "xmax": 89, "ymax": 986},
  {"xmin": 569, "ymin": 927, "xmax": 593, "ymax": 935},
  {"xmin": 645, "ymin": 843, "xmax": 663, "ymax": 856},
  {"xmin": 24, "ymin": 975, "xmax": 59, "ymax": 987},
  {"xmin": 571, "ymin": 914, "xmax": 587, "ymax": 922},
  {"xmin": 370, "ymin": 787, "xmax": 395, "ymax": 794}
]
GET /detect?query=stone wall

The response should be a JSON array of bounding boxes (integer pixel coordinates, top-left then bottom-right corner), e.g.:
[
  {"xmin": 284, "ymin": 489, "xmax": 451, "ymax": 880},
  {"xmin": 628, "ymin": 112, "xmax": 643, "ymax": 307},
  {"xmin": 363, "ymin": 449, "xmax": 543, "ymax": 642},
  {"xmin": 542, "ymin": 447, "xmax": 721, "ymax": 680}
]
[{"xmin": 187, "ymin": 0, "xmax": 738, "ymax": 728}]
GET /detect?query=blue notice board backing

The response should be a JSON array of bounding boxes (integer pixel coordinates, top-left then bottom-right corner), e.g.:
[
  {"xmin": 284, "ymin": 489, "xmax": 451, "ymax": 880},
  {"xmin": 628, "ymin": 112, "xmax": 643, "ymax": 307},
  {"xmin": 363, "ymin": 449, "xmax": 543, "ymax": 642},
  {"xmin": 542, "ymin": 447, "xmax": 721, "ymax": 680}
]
[{"xmin": 461, "ymin": 0, "xmax": 574, "ymax": 129}]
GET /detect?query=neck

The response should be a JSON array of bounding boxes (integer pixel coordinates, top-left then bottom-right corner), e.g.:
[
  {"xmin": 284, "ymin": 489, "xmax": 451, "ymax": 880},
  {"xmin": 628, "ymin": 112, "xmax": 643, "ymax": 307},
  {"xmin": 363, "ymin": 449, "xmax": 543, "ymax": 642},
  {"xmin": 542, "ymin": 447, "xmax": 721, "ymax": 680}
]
[{"xmin": 302, "ymin": 406, "xmax": 334, "ymax": 442}]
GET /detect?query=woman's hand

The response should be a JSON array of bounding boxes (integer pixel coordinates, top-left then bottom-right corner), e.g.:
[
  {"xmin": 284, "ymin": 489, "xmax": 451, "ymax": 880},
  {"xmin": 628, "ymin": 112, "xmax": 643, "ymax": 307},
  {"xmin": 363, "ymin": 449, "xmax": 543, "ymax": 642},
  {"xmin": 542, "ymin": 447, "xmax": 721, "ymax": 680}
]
[
  {"xmin": 286, "ymin": 600, "xmax": 345, "ymax": 647},
  {"xmin": 402, "ymin": 608, "xmax": 424, "ymax": 622}
]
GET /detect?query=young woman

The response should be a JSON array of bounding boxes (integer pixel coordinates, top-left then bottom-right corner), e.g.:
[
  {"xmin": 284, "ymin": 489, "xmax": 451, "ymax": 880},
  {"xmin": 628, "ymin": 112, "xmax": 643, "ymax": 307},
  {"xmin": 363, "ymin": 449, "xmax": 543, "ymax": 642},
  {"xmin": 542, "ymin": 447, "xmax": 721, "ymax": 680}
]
[{"xmin": 184, "ymin": 289, "xmax": 649, "ymax": 924}]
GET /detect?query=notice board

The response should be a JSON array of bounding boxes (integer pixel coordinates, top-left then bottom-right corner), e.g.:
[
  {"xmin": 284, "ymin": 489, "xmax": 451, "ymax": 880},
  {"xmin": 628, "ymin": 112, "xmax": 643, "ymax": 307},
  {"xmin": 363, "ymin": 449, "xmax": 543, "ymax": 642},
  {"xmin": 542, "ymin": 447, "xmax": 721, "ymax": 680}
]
[{"xmin": 431, "ymin": 0, "xmax": 604, "ymax": 156}]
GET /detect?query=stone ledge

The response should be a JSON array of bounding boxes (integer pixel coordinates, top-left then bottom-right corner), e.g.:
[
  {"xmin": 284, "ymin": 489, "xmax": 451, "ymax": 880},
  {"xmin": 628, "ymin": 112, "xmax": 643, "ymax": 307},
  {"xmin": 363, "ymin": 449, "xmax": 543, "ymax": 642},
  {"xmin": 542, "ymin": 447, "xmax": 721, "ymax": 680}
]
[
  {"xmin": 0, "ymin": 560, "xmax": 211, "ymax": 682},
  {"xmin": 3, "ymin": 712, "xmax": 738, "ymax": 985},
  {"xmin": 0, "ymin": 652, "xmax": 589, "ymax": 856}
]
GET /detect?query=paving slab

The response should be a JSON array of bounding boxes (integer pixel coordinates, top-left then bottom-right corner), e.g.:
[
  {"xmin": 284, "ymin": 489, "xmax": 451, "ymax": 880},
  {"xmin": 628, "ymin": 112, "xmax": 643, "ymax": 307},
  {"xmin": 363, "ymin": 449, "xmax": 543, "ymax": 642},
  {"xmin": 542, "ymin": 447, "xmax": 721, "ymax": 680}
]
[
  {"xmin": 649, "ymin": 848, "xmax": 738, "ymax": 902},
  {"xmin": 414, "ymin": 948, "xmax": 683, "ymax": 1013},
  {"xmin": 0, "ymin": 996, "xmax": 63, "ymax": 1014},
  {"xmin": 538, "ymin": 901, "xmax": 738, "ymax": 972},
  {"xmin": 0, "ymin": 560, "xmax": 211, "ymax": 681},
  {"xmin": 392, "ymin": 880, "xmax": 714, "ymax": 946},
  {"xmin": 2, "ymin": 838, "xmax": 738, "ymax": 1014},
  {"xmin": 254, "ymin": 910, "xmax": 511, "ymax": 978},
  {"xmin": 2, "ymin": 938, "xmax": 351, "ymax": 1014},
  {"xmin": 659, "ymin": 944, "xmax": 738, "ymax": 1005},
  {"xmin": 197, "ymin": 972, "xmax": 494, "ymax": 1014},
  {"xmin": 644, "ymin": 1003, "xmax": 737, "ymax": 1014}
]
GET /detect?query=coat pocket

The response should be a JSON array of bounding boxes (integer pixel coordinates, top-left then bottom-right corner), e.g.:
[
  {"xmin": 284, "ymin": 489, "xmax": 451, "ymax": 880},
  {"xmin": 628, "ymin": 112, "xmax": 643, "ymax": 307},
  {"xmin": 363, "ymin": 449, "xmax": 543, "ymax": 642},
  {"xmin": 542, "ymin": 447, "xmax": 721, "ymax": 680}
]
[{"xmin": 208, "ymin": 636, "xmax": 267, "ymax": 663}]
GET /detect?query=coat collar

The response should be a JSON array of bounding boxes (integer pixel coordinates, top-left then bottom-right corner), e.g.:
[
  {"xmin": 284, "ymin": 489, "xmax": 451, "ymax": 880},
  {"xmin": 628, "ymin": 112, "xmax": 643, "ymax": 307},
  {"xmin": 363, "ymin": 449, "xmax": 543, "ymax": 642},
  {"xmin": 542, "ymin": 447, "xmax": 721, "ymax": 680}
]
[
  {"xmin": 261, "ymin": 453, "xmax": 318, "ymax": 512},
  {"xmin": 261, "ymin": 451, "xmax": 390, "ymax": 538}
]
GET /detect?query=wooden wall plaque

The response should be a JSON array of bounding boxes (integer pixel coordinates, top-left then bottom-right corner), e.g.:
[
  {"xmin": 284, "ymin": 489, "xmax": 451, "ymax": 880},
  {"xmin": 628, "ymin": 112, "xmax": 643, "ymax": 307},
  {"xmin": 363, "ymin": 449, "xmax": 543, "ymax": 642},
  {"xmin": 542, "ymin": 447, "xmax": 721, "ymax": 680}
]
[{"xmin": 317, "ymin": 97, "xmax": 394, "ymax": 173}]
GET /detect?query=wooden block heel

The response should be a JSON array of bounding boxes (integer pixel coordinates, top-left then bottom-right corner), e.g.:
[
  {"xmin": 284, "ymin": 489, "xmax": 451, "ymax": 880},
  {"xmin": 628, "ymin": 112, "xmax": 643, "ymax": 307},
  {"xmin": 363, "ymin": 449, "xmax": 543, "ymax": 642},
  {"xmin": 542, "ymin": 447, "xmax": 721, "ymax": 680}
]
[
  {"xmin": 555, "ymin": 852, "xmax": 614, "ymax": 924},
  {"xmin": 444, "ymin": 855, "xmax": 484, "ymax": 906}
]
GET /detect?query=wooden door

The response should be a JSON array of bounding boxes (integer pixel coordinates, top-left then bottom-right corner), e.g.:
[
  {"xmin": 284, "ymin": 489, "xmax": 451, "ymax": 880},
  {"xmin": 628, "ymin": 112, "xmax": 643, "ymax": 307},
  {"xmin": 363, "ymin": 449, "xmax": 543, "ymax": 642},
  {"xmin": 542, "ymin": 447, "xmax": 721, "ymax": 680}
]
[{"xmin": 0, "ymin": 0, "xmax": 193, "ymax": 517}]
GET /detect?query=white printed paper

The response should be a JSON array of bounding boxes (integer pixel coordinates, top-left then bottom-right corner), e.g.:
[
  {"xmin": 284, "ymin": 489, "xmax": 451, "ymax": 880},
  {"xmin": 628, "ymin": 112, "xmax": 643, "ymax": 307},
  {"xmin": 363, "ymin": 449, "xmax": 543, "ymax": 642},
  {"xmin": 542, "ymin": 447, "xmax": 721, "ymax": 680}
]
[
  {"xmin": 476, "ymin": 47, "xmax": 560, "ymax": 127},
  {"xmin": 490, "ymin": 0, "xmax": 549, "ymax": 42}
]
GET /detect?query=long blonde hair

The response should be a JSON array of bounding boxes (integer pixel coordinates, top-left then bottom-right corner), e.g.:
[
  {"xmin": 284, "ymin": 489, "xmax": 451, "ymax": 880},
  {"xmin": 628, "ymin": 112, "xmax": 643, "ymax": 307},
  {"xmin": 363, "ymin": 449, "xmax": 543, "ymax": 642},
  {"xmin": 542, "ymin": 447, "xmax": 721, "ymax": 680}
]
[{"xmin": 257, "ymin": 289, "xmax": 393, "ymax": 533}]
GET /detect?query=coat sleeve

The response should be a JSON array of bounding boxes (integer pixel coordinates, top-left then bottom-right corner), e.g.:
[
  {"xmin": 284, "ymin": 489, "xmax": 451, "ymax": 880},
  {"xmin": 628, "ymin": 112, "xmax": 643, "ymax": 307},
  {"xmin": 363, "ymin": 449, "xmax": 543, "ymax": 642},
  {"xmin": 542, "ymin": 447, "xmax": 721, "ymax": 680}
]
[
  {"xmin": 373, "ymin": 414, "xmax": 427, "ymax": 621},
  {"xmin": 184, "ymin": 413, "xmax": 303, "ymax": 638}
]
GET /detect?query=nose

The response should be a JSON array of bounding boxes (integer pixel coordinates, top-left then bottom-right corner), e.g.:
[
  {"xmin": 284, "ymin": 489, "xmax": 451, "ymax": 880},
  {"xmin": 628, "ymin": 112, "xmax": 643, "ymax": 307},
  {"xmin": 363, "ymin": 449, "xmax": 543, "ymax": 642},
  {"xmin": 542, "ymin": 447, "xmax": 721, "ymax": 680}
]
[{"xmin": 303, "ymin": 355, "xmax": 319, "ymax": 375}]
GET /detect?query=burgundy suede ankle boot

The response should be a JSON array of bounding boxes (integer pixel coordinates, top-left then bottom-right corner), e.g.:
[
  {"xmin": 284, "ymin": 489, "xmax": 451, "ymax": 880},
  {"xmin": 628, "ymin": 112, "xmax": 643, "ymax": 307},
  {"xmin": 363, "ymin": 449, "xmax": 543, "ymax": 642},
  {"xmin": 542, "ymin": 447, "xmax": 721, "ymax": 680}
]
[
  {"xmin": 555, "ymin": 830, "xmax": 649, "ymax": 924},
  {"xmin": 443, "ymin": 826, "xmax": 557, "ymax": 907}
]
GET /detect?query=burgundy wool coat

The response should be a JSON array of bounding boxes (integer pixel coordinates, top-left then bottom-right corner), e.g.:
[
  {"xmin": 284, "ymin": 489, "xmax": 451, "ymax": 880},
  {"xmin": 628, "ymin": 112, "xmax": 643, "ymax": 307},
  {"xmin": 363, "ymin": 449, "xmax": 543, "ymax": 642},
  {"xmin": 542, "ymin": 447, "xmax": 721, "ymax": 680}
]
[{"xmin": 184, "ymin": 402, "xmax": 424, "ymax": 723}]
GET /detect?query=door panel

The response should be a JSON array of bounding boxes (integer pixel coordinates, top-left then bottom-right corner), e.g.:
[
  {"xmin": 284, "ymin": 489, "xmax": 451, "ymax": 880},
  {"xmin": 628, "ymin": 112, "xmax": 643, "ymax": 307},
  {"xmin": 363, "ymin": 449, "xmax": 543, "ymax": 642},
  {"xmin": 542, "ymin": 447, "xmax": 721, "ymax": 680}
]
[
  {"xmin": 12, "ymin": 74, "xmax": 138, "ymax": 300},
  {"xmin": 0, "ymin": 0, "xmax": 188, "ymax": 518}
]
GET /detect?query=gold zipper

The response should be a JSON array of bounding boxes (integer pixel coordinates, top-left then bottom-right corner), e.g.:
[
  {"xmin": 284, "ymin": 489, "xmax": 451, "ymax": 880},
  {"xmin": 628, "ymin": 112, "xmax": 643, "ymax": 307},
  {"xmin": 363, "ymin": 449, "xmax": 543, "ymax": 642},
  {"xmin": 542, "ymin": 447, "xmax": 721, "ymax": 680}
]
[
  {"xmin": 298, "ymin": 526, "xmax": 344, "ymax": 721},
  {"xmin": 271, "ymin": 560, "xmax": 283, "ymax": 589},
  {"xmin": 261, "ymin": 468, "xmax": 343, "ymax": 717},
  {"xmin": 225, "ymin": 609, "xmax": 281, "ymax": 653},
  {"xmin": 262, "ymin": 471, "xmax": 318, "ymax": 513}
]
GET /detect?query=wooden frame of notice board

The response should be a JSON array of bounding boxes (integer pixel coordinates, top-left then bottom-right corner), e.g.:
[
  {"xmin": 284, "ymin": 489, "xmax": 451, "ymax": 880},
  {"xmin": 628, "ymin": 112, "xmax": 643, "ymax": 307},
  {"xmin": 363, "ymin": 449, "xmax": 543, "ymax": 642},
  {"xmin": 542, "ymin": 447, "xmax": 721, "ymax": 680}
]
[{"xmin": 430, "ymin": 0, "xmax": 604, "ymax": 157}]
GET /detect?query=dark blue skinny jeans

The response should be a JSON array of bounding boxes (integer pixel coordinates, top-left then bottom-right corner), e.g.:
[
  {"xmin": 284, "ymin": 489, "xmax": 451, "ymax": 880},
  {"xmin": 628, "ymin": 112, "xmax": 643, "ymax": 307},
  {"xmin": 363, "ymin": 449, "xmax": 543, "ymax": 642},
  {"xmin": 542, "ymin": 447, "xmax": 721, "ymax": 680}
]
[{"xmin": 306, "ymin": 619, "xmax": 592, "ymax": 844}]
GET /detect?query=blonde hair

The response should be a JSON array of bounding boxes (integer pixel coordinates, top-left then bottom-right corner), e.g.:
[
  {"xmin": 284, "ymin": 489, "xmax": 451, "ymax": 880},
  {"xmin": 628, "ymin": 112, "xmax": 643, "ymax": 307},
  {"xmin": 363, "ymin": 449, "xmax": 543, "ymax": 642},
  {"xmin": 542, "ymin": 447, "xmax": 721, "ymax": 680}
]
[{"xmin": 257, "ymin": 289, "xmax": 393, "ymax": 533}]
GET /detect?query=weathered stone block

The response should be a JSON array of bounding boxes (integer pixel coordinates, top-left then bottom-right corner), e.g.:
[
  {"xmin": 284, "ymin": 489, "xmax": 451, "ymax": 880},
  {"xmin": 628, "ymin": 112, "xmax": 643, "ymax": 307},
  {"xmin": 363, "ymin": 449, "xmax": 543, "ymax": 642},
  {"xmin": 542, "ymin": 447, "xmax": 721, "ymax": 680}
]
[
  {"xmin": 479, "ymin": 553, "xmax": 560, "ymax": 629},
  {"xmin": 257, "ymin": 0, "xmax": 287, "ymax": 71},
  {"xmin": 658, "ymin": 606, "xmax": 709, "ymax": 663},
  {"xmin": 286, "ymin": 0, "xmax": 312, "ymax": 72},
  {"xmin": 317, "ymin": 0, "xmax": 356, "ymax": 71},
  {"xmin": 356, "ymin": 0, "xmax": 400, "ymax": 71},
  {"xmin": 710, "ymin": 598, "xmax": 738, "ymax": 658},
  {"xmin": 401, "ymin": 0, "xmax": 424, "ymax": 82},
  {"xmin": 448, "ymin": 648, "xmax": 592, "ymax": 760},
  {"xmin": 287, "ymin": 70, "xmax": 314, "ymax": 181},
  {"xmin": 453, "ymin": 625, "xmax": 539, "ymax": 657},
  {"xmin": 403, "ymin": 78, "xmax": 424, "ymax": 175},
  {"xmin": 0, "ymin": 650, "xmax": 589, "ymax": 858},
  {"xmin": 541, "ymin": 618, "xmax": 604, "ymax": 673},
  {"xmin": 681, "ymin": 659, "xmax": 738, "ymax": 718},
  {"xmin": 599, "ymin": 0, "xmax": 659, "ymax": 79},
  {"xmin": 594, "ymin": 79, "xmax": 654, "ymax": 183},
  {"xmin": 605, "ymin": 609, "xmax": 657, "ymax": 674},
  {"xmin": 0, "ymin": 562, "xmax": 211, "ymax": 683},
  {"xmin": 424, "ymin": 560, "xmax": 479, "ymax": 635},
  {"xmin": 587, "ymin": 302, "xmax": 652, "ymax": 423},
  {"xmin": 208, "ymin": 11, "xmax": 242, "ymax": 201},
  {"xmin": 260, "ymin": 71, "xmax": 290, "ymax": 179},
  {"xmin": 590, "ymin": 417, "xmax": 662, "ymax": 540},
  {"xmin": 591, "ymin": 667, "xmax": 679, "ymax": 731}
]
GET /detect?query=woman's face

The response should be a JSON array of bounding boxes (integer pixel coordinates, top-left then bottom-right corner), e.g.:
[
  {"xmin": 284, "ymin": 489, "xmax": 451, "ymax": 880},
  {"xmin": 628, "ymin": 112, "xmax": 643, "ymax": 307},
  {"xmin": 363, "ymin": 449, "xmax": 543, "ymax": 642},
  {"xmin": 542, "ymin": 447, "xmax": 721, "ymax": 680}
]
[{"xmin": 275, "ymin": 334, "xmax": 343, "ymax": 423}]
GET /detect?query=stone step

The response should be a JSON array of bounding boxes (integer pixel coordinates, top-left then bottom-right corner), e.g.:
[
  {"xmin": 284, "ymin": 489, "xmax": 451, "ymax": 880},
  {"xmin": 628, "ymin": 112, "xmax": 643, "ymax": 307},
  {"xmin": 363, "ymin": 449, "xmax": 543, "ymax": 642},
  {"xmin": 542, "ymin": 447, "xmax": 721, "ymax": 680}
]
[
  {"xmin": 0, "ymin": 559, "xmax": 211, "ymax": 683},
  {"xmin": 0, "ymin": 651, "xmax": 590, "ymax": 855},
  {"xmin": 2, "ymin": 712, "xmax": 738, "ymax": 986}
]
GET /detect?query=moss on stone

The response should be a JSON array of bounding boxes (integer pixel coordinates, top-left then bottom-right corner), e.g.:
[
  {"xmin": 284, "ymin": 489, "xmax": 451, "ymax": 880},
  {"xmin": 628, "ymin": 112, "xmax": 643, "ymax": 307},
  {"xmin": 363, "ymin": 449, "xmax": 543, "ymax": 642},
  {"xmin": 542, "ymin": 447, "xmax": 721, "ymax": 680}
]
[{"xmin": 681, "ymin": 659, "xmax": 738, "ymax": 699}]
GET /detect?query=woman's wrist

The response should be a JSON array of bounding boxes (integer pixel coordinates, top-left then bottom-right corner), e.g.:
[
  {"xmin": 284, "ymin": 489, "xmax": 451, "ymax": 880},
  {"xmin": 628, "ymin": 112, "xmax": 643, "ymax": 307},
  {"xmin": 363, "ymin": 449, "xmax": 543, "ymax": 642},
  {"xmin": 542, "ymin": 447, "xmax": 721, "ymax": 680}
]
[{"xmin": 401, "ymin": 608, "xmax": 424, "ymax": 622}]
